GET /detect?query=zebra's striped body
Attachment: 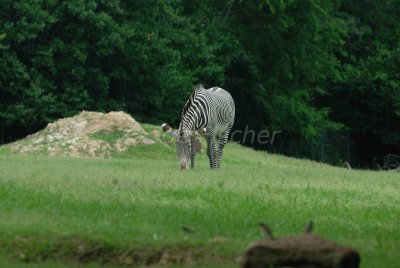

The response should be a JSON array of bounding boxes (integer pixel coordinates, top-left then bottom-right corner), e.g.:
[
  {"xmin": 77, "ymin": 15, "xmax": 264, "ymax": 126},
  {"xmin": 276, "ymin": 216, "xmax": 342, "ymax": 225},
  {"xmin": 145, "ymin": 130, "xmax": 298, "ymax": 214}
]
[{"xmin": 175, "ymin": 84, "xmax": 235, "ymax": 169}]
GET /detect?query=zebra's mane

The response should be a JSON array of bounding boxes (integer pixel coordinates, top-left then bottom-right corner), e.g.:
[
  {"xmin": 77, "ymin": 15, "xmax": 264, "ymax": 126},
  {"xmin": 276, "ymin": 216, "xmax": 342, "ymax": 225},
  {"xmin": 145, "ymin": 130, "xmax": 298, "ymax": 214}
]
[
  {"xmin": 192, "ymin": 84, "xmax": 204, "ymax": 92},
  {"xmin": 182, "ymin": 84, "xmax": 204, "ymax": 114},
  {"xmin": 181, "ymin": 99, "xmax": 191, "ymax": 120}
]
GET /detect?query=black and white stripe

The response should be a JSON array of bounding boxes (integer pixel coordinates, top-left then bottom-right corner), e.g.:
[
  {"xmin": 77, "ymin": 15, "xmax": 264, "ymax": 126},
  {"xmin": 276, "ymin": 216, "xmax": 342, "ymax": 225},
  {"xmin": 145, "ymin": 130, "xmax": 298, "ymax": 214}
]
[{"xmin": 180, "ymin": 84, "xmax": 235, "ymax": 168}]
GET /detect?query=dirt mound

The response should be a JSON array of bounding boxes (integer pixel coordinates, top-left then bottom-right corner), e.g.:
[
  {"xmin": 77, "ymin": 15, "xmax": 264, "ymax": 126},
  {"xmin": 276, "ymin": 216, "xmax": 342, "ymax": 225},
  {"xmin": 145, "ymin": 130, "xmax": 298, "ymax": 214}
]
[{"xmin": 11, "ymin": 111, "xmax": 155, "ymax": 158}]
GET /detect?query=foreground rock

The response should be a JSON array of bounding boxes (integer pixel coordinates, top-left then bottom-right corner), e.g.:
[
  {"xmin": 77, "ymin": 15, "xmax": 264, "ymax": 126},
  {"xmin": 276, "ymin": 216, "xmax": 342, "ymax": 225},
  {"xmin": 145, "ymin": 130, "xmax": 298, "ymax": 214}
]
[
  {"xmin": 239, "ymin": 222, "xmax": 360, "ymax": 268},
  {"xmin": 11, "ymin": 111, "xmax": 155, "ymax": 158}
]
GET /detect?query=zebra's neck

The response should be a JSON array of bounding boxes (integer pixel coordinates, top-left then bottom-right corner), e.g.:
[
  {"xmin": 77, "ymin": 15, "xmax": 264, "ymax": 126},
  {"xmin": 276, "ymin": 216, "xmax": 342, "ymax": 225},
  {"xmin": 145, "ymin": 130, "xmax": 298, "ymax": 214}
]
[
  {"xmin": 180, "ymin": 98, "xmax": 203, "ymax": 132},
  {"xmin": 180, "ymin": 90, "xmax": 209, "ymax": 132},
  {"xmin": 180, "ymin": 113, "xmax": 196, "ymax": 132}
]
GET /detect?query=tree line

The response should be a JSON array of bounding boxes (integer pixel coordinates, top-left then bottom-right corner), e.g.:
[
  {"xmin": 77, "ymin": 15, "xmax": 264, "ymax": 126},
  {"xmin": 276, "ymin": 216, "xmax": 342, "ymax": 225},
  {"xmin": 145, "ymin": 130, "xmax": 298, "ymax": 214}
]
[{"xmin": 1, "ymin": 0, "xmax": 399, "ymax": 168}]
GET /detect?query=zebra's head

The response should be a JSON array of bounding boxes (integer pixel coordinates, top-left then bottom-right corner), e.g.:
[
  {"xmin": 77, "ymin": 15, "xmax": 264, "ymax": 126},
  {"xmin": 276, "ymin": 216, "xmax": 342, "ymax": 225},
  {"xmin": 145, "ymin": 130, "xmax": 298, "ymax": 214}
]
[{"xmin": 162, "ymin": 123, "xmax": 206, "ymax": 170}]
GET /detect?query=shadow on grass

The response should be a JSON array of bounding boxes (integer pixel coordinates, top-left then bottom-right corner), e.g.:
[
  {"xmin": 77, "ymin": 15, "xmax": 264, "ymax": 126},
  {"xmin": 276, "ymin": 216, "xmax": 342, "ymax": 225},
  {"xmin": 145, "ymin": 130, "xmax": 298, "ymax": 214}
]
[{"xmin": 1, "ymin": 235, "xmax": 232, "ymax": 267}]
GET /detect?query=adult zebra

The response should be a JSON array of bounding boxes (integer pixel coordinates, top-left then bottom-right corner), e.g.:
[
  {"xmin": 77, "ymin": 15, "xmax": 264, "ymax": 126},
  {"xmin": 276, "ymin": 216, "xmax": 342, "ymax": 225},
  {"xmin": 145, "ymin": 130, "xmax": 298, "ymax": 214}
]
[{"xmin": 162, "ymin": 84, "xmax": 235, "ymax": 170}]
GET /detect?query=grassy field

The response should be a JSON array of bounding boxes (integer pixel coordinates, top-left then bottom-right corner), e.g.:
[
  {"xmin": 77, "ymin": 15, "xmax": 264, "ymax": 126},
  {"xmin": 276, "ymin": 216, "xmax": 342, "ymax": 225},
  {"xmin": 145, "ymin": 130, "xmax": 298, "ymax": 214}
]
[{"xmin": 0, "ymin": 129, "xmax": 399, "ymax": 267}]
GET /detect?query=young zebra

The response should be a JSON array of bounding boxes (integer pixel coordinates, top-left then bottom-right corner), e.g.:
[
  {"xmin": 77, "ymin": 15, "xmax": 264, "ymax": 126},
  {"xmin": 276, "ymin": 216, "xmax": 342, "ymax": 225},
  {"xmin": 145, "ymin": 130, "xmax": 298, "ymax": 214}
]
[{"xmin": 162, "ymin": 84, "xmax": 235, "ymax": 170}]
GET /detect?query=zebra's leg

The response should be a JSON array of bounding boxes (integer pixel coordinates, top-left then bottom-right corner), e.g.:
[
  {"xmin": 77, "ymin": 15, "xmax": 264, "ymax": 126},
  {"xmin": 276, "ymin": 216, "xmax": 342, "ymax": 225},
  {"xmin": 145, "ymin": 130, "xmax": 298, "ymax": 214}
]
[
  {"xmin": 215, "ymin": 130, "xmax": 231, "ymax": 168},
  {"xmin": 212, "ymin": 137, "xmax": 220, "ymax": 168},
  {"xmin": 212, "ymin": 138, "xmax": 219, "ymax": 168},
  {"xmin": 206, "ymin": 136, "xmax": 216, "ymax": 168},
  {"xmin": 190, "ymin": 136, "xmax": 196, "ymax": 169}
]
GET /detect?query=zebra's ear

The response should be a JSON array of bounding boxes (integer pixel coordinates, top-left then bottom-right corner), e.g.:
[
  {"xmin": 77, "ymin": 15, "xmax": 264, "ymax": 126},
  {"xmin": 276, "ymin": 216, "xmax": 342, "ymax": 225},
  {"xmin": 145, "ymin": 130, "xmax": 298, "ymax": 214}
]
[
  {"xmin": 192, "ymin": 84, "xmax": 204, "ymax": 92},
  {"xmin": 162, "ymin": 123, "xmax": 174, "ymax": 133}
]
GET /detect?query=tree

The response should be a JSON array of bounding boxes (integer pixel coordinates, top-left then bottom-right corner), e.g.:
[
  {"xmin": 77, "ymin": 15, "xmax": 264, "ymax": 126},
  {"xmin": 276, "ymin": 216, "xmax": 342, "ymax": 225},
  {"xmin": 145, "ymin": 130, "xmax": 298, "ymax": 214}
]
[{"xmin": 322, "ymin": 0, "xmax": 400, "ymax": 167}]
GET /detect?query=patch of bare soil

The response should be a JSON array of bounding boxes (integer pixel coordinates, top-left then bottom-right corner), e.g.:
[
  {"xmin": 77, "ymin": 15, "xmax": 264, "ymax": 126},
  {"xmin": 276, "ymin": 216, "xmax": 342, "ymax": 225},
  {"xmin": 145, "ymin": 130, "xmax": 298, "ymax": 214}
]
[
  {"xmin": 10, "ymin": 111, "xmax": 155, "ymax": 158},
  {"xmin": 3, "ymin": 236, "xmax": 231, "ymax": 267}
]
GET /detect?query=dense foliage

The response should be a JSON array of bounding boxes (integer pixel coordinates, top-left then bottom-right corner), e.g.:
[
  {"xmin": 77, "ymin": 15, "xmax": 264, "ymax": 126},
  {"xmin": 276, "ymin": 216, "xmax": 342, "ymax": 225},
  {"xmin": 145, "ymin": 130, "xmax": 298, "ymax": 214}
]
[{"xmin": 1, "ymin": 0, "xmax": 399, "ymax": 167}]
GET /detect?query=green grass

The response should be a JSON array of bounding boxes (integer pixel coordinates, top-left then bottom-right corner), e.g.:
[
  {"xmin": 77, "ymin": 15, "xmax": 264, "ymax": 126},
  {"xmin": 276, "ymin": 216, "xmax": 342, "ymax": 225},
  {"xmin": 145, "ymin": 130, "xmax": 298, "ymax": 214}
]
[
  {"xmin": 0, "ymin": 144, "xmax": 11, "ymax": 154},
  {"xmin": 0, "ymin": 131, "xmax": 399, "ymax": 267},
  {"xmin": 91, "ymin": 131, "xmax": 125, "ymax": 144},
  {"xmin": 141, "ymin": 123, "xmax": 160, "ymax": 133}
]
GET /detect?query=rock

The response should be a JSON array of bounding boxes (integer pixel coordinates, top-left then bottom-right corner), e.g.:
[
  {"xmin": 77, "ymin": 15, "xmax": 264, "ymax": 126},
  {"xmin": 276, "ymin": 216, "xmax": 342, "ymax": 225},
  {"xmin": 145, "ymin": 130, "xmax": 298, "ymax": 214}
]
[
  {"xmin": 73, "ymin": 120, "xmax": 88, "ymax": 134},
  {"xmin": 141, "ymin": 137, "xmax": 155, "ymax": 145},
  {"xmin": 124, "ymin": 138, "xmax": 137, "ymax": 146},
  {"xmin": 151, "ymin": 130, "xmax": 160, "ymax": 137},
  {"xmin": 239, "ymin": 222, "xmax": 360, "ymax": 268},
  {"xmin": 33, "ymin": 137, "xmax": 44, "ymax": 144},
  {"xmin": 46, "ymin": 135, "xmax": 55, "ymax": 143},
  {"xmin": 9, "ymin": 111, "xmax": 154, "ymax": 158}
]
